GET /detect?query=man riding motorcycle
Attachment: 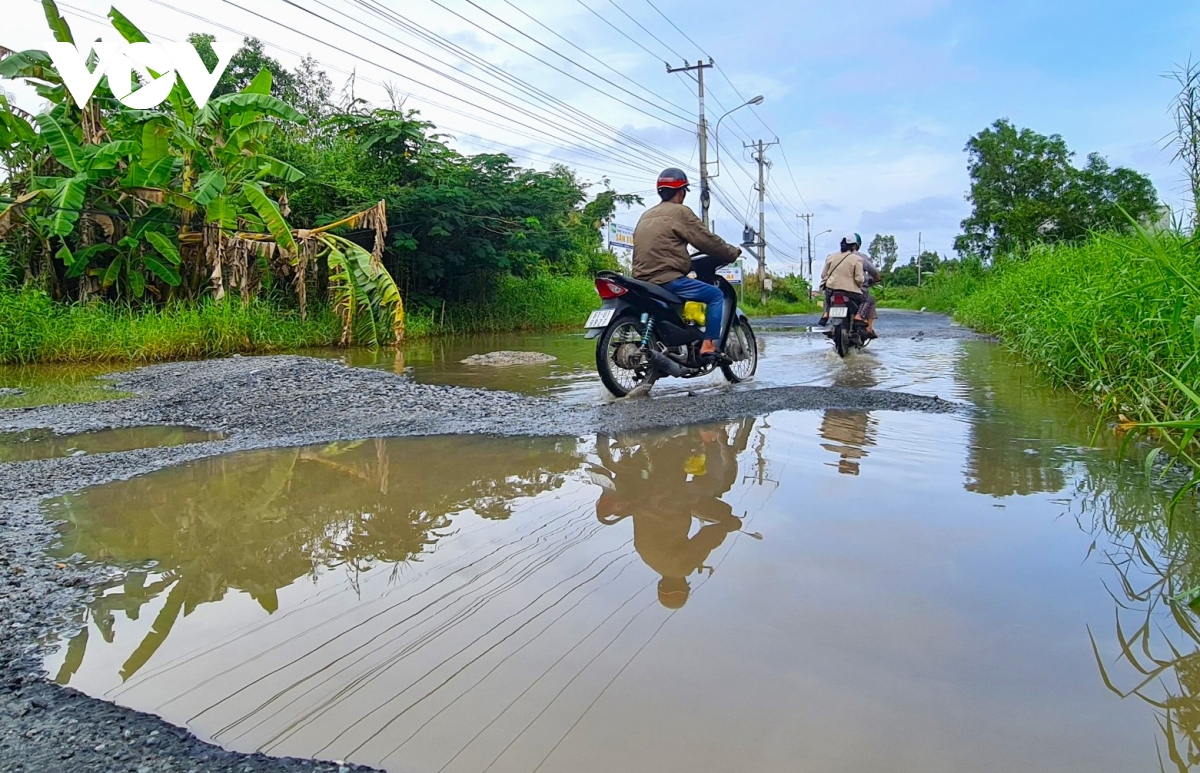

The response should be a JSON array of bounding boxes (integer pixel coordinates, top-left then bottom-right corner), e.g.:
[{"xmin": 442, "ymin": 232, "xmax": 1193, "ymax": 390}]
[
  {"xmin": 818, "ymin": 233, "xmax": 881, "ymax": 337},
  {"xmin": 633, "ymin": 168, "xmax": 742, "ymax": 360}
]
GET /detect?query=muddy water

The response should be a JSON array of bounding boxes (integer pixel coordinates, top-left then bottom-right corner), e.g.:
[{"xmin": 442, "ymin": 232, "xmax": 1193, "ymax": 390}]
[
  {"xmin": 41, "ymin": 339, "xmax": 1200, "ymax": 772},
  {"xmin": 0, "ymin": 362, "xmax": 128, "ymax": 409},
  {"xmin": 0, "ymin": 426, "xmax": 222, "ymax": 463}
]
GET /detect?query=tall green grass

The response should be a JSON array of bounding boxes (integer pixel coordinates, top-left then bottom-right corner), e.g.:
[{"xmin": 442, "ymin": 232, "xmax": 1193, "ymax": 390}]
[
  {"xmin": 0, "ymin": 289, "xmax": 342, "ymax": 364},
  {"xmin": 930, "ymin": 231, "xmax": 1200, "ymax": 504},
  {"xmin": 404, "ymin": 275, "xmax": 600, "ymax": 337}
]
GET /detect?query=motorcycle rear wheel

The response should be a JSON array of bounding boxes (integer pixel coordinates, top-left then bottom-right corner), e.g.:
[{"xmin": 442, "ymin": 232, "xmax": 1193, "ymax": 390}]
[
  {"xmin": 833, "ymin": 321, "xmax": 850, "ymax": 358},
  {"xmin": 597, "ymin": 314, "xmax": 650, "ymax": 397}
]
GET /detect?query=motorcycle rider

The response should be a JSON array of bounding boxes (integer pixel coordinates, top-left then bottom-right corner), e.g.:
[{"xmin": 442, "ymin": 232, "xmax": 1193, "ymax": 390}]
[
  {"xmin": 633, "ymin": 168, "xmax": 742, "ymax": 359},
  {"xmin": 817, "ymin": 233, "xmax": 878, "ymax": 335}
]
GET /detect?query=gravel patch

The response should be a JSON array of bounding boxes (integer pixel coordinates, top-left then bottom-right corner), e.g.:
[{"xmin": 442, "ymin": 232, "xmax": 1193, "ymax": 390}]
[
  {"xmin": 459, "ymin": 351, "xmax": 558, "ymax": 366},
  {"xmin": 0, "ymin": 353, "xmax": 960, "ymax": 773}
]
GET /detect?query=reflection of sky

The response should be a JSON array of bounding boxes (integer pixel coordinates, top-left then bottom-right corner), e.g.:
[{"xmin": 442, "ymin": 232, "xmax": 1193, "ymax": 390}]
[{"xmin": 43, "ymin": 398, "xmax": 1182, "ymax": 772}]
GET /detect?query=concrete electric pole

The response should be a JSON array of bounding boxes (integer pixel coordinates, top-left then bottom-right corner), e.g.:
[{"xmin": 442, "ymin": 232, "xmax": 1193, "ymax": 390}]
[
  {"xmin": 799, "ymin": 213, "xmax": 814, "ymax": 288},
  {"xmin": 747, "ymin": 139, "xmax": 779, "ymax": 305},
  {"xmin": 667, "ymin": 59, "xmax": 714, "ymax": 227}
]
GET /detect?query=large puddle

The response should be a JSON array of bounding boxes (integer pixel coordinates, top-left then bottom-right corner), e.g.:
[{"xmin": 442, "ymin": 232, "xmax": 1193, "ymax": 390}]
[
  {"xmin": 0, "ymin": 426, "xmax": 222, "ymax": 463},
  {"xmin": 41, "ymin": 340, "xmax": 1200, "ymax": 772}
]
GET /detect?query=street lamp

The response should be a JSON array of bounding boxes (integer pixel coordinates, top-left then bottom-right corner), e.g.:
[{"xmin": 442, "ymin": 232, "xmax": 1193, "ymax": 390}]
[
  {"xmin": 709, "ymin": 95, "xmax": 764, "ymax": 179},
  {"xmin": 811, "ymin": 229, "xmax": 831, "ymax": 287}
]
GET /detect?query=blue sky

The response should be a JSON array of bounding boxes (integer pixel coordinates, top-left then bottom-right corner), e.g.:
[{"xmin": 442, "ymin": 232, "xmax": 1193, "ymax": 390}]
[{"xmin": 7, "ymin": 0, "xmax": 1200, "ymax": 277}]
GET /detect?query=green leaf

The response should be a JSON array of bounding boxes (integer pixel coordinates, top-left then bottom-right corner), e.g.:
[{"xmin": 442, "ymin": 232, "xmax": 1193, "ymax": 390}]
[
  {"xmin": 253, "ymin": 155, "xmax": 304, "ymax": 183},
  {"xmin": 206, "ymin": 196, "xmax": 237, "ymax": 231},
  {"xmin": 142, "ymin": 252, "xmax": 181, "ymax": 286},
  {"xmin": 42, "ymin": 0, "xmax": 75, "ymax": 44},
  {"xmin": 1145, "ymin": 447, "xmax": 1164, "ymax": 481},
  {"xmin": 107, "ymin": 7, "xmax": 150, "ymax": 44},
  {"xmin": 46, "ymin": 173, "xmax": 88, "ymax": 237},
  {"xmin": 192, "ymin": 171, "xmax": 227, "ymax": 207},
  {"xmin": 123, "ymin": 157, "xmax": 177, "ymax": 189},
  {"xmin": 225, "ymin": 120, "xmax": 276, "ymax": 151},
  {"xmin": 65, "ymin": 244, "xmax": 111, "ymax": 278},
  {"xmin": 1194, "ymin": 315, "xmax": 1200, "ymax": 349},
  {"xmin": 144, "ymin": 231, "xmax": 183, "ymax": 267},
  {"xmin": 56, "ymin": 243, "xmax": 74, "ymax": 268},
  {"xmin": 140, "ymin": 121, "xmax": 170, "ymax": 163},
  {"xmin": 245, "ymin": 68, "xmax": 273, "ymax": 96},
  {"xmin": 209, "ymin": 93, "xmax": 306, "ymax": 125},
  {"xmin": 243, "ymin": 183, "xmax": 296, "ymax": 254},
  {"xmin": 34, "ymin": 113, "xmax": 84, "ymax": 172},
  {"xmin": 128, "ymin": 266, "xmax": 146, "ymax": 297},
  {"xmin": 87, "ymin": 140, "xmax": 139, "ymax": 171},
  {"xmin": 101, "ymin": 255, "xmax": 123, "ymax": 288},
  {"xmin": 0, "ymin": 50, "xmax": 60, "ymax": 84}
]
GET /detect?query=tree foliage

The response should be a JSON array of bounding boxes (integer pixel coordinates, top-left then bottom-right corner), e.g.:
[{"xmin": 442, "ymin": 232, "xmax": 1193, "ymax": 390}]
[
  {"xmin": 0, "ymin": 2, "xmax": 639, "ymax": 344},
  {"xmin": 955, "ymin": 119, "xmax": 1159, "ymax": 259},
  {"xmin": 867, "ymin": 234, "xmax": 898, "ymax": 273}
]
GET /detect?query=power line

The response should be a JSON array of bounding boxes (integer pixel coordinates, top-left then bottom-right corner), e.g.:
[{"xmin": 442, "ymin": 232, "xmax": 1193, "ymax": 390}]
[
  {"xmin": 321, "ymin": 0, "xmax": 690, "ymax": 172},
  {"xmin": 495, "ymin": 0, "xmax": 693, "ymax": 116},
  {"xmin": 450, "ymin": 0, "xmax": 694, "ymax": 125},
  {"xmin": 602, "ymin": 0, "xmax": 688, "ymax": 62},
  {"xmin": 215, "ymin": 0, "xmax": 669, "ymax": 174}
]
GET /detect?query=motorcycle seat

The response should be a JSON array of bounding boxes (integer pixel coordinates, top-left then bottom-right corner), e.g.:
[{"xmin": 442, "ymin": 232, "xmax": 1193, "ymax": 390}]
[{"xmin": 622, "ymin": 276, "xmax": 684, "ymax": 305}]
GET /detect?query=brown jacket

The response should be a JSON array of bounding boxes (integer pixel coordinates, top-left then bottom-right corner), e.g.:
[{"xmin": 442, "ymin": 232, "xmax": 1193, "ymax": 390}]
[
  {"xmin": 820, "ymin": 251, "xmax": 866, "ymax": 294},
  {"xmin": 632, "ymin": 202, "xmax": 741, "ymax": 284}
]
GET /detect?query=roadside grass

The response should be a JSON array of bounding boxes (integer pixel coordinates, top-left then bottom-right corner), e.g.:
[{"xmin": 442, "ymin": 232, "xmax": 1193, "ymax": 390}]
[
  {"xmin": 0, "ymin": 289, "xmax": 341, "ymax": 365},
  {"xmin": 910, "ymin": 231, "xmax": 1200, "ymax": 506},
  {"xmin": 404, "ymin": 275, "xmax": 599, "ymax": 337}
]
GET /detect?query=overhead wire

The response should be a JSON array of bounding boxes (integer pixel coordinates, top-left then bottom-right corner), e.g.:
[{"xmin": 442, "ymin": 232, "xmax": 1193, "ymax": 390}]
[
  {"xmin": 216, "ymin": 0, "xmax": 669, "ymax": 174},
  {"xmin": 340, "ymin": 0, "xmax": 692, "ymax": 169},
  {"xmin": 142, "ymin": 0, "xmax": 665, "ymax": 176},
  {"xmin": 636, "ymin": 0, "xmax": 813, "ymax": 213}
]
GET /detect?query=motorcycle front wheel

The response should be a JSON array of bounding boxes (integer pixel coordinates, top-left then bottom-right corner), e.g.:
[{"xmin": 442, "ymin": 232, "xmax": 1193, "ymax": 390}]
[
  {"xmin": 597, "ymin": 314, "xmax": 651, "ymax": 397},
  {"xmin": 721, "ymin": 318, "xmax": 758, "ymax": 383}
]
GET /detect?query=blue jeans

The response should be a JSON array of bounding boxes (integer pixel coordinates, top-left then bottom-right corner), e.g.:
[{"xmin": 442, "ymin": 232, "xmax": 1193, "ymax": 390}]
[{"xmin": 663, "ymin": 277, "xmax": 725, "ymax": 342}]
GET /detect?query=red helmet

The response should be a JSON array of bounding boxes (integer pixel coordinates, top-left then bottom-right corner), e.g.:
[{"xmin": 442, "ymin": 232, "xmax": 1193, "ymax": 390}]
[{"xmin": 656, "ymin": 167, "xmax": 690, "ymax": 193}]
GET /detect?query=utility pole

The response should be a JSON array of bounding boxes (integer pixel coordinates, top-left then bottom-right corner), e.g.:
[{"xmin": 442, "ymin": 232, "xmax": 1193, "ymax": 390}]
[
  {"xmin": 747, "ymin": 139, "xmax": 779, "ymax": 305},
  {"xmin": 917, "ymin": 231, "xmax": 923, "ymax": 287},
  {"xmin": 667, "ymin": 59, "xmax": 714, "ymax": 227},
  {"xmin": 799, "ymin": 213, "xmax": 814, "ymax": 288}
]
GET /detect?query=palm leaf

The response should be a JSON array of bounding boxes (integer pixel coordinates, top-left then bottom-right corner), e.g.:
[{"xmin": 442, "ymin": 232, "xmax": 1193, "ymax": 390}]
[
  {"xmin": 64, "ymin": 243, "xmax": 113, "ymax": 279},
  {"xmin": 243, "ymin": 183, "xmax": 296, "ymax": 254},
  {"xmin": 139, "ymin": 120, "xmax": 170, "ymax": 163},
  {"xmin": 0, "ymin": 190, "xmax": 41, "ymax": 239},
  {"xmin": 34, "ymin": 113, "xmax": 84, "ymax": 172},
  {"xmin": 144, "ymin": 231, "xmax": 183, "ymax": 266},
  {"xmin": 141, "ymin": 253, "xmax": 181, "ymax": 286}
]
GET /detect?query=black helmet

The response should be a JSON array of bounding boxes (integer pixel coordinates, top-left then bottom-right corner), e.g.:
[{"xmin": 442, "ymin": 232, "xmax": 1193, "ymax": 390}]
[{"xmin": 656, "ymin": 167, "xmax": 690, "ymax": 193}]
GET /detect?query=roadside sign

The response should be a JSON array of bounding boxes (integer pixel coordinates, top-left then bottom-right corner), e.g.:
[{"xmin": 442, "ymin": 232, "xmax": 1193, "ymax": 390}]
[
  {"xmin": 717, "ymin": 261, "xmax": 743, "ymax": 284},
  {"xmin": 606, "ymin": 222, "xmax": 634, "ymax": 251}
]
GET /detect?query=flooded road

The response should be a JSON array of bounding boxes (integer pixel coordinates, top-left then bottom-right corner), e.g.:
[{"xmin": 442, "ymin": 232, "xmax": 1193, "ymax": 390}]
[
  {"xmin": 0, "ymin": 426, "xmax": 222, "ymax": 463},
  {"xmin": 38, "ymin": 324, "xmax": 1200, "ymax": 772}
]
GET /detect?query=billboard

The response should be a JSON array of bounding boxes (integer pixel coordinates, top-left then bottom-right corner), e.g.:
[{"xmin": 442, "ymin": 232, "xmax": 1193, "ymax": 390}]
[
  {"xmin": 606, "ymin": 222, "xmax": 635, "ymax": 251},
  {"xmin": 717, "ymin": 261, "xmax": 744, "ymax": 284}
]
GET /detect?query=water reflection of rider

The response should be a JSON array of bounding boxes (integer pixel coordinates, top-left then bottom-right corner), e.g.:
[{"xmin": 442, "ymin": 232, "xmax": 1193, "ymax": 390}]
[
  {"xmin": 594, "ymin": 421, "xmax": 753, "ymax": 609},
  {"xmin": 820, "ymin": 354, "xmax": 880, "ymax": 475}
]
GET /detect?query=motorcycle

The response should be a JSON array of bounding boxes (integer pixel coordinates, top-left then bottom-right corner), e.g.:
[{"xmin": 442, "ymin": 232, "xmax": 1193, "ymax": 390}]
[
  {"xmin": 584, "ymin": 254, "xmax": 758, "ymax": 398},
  {"xmin": 826, "ymin": 291, "xmax": 872, "ymax": 358}
]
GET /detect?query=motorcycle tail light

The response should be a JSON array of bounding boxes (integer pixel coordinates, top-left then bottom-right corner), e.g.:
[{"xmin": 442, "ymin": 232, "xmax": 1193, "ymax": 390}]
[
  {"xmin": 831, "ymin": 293, "xmax": 848, "ymax": 304},
  {"xmin": 595, "ymin": 278, "xmax": 628, "ymax": 299}
]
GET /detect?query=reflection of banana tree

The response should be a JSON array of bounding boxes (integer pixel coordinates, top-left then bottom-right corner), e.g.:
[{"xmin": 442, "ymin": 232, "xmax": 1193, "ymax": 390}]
[{"xmin": 53, "ymin": 434, "xmax": 583, "ymax": 682}]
